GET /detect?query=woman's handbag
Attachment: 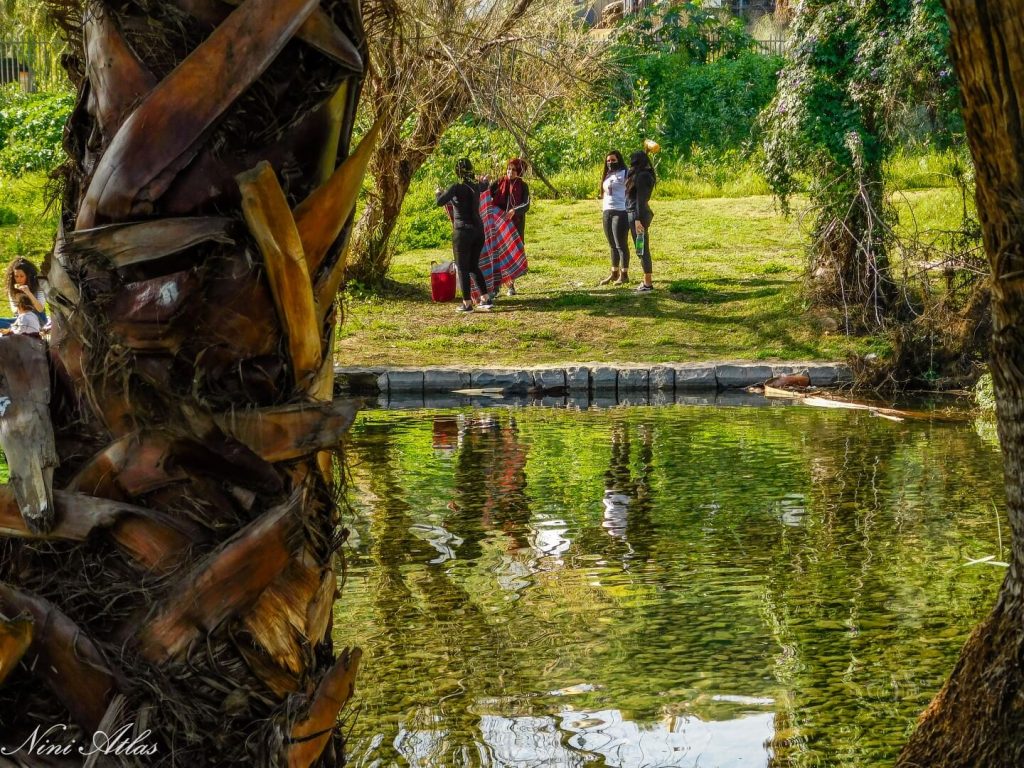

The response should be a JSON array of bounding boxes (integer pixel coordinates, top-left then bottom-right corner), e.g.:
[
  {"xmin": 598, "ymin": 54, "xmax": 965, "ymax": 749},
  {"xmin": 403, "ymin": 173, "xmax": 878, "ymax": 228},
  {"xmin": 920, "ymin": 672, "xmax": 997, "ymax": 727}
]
[{"xmin": 430, "ymin": 260, "xmax": 457, "ymax": 302}]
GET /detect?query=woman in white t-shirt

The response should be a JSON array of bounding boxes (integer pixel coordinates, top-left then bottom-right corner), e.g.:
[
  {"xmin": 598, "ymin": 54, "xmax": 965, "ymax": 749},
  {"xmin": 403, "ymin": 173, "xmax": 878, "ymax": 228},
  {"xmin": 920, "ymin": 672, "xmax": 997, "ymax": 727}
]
[
  {"xmin": 598, "ymin": 151, "xmax": 632, "ymax": 286},
  {"xmin": 1, "ymin": 258, "xmax": 47, "ymax": 330}
]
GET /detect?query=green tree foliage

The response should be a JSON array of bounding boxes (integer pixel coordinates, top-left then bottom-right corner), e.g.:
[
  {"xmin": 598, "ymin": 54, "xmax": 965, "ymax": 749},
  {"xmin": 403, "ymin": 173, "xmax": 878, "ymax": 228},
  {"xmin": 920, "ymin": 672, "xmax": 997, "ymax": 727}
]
[
  {"xmin": 0, "ymin": 86, "xmax": 72, "ymax": 174},
  {"xmin": 759, "ymin": 0, "xmax": 959, "ymax": 326},
  {"xmin": 610, "ymin": 3, "xmax": 780, "ymax": 158},
  {"xmin": 657, "ymin": 52, "xmax": 782, "ymax": 155},
  {"xmin": 613, "ymin": 2, "xmax": 752, "ymax": 64}
]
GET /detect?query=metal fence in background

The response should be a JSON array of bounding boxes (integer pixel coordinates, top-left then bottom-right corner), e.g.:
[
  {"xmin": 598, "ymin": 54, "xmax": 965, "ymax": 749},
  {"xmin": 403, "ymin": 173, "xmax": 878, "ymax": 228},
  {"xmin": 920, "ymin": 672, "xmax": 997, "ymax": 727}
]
[
  {"xmin": 754, "ymin": 35, "xmax": 789, "ymax": 57},
  {"xmin": 0, "ymin": 38, "xmax": 68, "ymax": 93}
]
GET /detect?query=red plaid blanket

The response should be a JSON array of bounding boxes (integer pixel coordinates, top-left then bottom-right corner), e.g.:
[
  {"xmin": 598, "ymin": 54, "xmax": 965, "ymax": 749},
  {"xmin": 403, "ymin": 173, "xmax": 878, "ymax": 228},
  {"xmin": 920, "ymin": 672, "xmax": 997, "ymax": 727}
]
[
  {"xmin": 473, "ymin": 189, "xmax": 527, "ymax": 299},
  {"xmin": 445, "ymin": 189, "xmax": 527, "ymax": 300}
]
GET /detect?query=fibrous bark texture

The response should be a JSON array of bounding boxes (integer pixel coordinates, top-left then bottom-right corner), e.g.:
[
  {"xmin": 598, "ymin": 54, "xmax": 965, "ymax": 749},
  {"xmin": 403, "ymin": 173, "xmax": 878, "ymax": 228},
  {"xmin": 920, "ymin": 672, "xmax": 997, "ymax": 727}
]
[
  {"xmin": 897, "ymin": 3, "xmax": 1024, "ymax": 766},
  {"xmin": 0, "ymin": 1, "xmax": 371, "ymax": 765}
]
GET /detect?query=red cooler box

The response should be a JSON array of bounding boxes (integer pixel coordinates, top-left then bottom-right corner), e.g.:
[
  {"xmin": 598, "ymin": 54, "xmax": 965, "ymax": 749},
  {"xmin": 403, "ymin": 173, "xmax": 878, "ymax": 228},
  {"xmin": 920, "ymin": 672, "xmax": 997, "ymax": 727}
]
[{"xmin": 430, "ymin": 260, "xmax": 456, "ymax": 302}]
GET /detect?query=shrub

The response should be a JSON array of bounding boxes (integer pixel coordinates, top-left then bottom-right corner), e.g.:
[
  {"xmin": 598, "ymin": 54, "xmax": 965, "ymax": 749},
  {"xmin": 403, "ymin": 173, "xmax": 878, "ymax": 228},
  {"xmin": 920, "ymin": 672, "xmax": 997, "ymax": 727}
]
[
  {"xmin": 0, "ymin": 86, "xmax": 73, "ymax": 175},
  {"xmin": 392, "ymin": 180, "xmax": 452, "ymax": 252},
  {"xmin": 656, "ymin": 52, "xmax": 783, "ymax": 155}
]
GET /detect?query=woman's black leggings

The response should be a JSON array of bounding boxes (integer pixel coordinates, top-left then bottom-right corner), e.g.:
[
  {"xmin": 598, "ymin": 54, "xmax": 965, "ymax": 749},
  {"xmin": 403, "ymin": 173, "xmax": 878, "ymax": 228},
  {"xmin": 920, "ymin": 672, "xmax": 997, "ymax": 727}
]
[
  {"xmin": 453, "ymin": 227, "xmax": 488, "ymax": 301},
  {"xmin": 603, "ymin": 209, "xmax": 630, "ymax": 270},
  {"xmin": 630, "ymin": 212, "xmax": 653, "ymax": 274}
]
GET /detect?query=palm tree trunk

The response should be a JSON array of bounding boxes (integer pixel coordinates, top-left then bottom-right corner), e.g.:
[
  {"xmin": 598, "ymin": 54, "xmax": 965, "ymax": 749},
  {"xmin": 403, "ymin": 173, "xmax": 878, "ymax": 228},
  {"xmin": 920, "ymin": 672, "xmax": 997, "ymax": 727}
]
[
  {"xmin": 897, "ymin": 2, "xmax": 1024, "ymax": 764},
  {"xmin": 0, "ymin": 1, "xmax": 372, "ymax": 764}
]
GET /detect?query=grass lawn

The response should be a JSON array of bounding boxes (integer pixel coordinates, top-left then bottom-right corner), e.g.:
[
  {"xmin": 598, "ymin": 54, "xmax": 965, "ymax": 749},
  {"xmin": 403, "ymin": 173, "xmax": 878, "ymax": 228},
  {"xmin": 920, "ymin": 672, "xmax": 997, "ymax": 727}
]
[
  {"xmin": 0, "ymin": 172, "xmax": 967, "ymax": 364},
  {"xmin": 0, "ymin": 173, "xmax": 59, "ymax": 270},
  {"xmin": 338, "ymin": 188, "xmax": 965, "ymax": 367}
]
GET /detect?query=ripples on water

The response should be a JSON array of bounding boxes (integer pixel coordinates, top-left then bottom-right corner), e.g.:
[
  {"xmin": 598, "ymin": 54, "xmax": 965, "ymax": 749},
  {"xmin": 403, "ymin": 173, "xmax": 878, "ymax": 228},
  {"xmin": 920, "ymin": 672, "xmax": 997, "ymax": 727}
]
[{"xmin": 336, "ymin": 403, "xmax": 1005, "ymax": 767}]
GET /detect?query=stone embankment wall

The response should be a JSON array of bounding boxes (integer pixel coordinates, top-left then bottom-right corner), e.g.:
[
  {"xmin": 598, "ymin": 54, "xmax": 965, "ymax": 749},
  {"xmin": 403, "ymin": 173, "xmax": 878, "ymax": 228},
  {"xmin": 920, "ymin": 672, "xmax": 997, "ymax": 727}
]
[{"xmin": 334, "ymin": 361, "xmax": 852, "ymax": 408}]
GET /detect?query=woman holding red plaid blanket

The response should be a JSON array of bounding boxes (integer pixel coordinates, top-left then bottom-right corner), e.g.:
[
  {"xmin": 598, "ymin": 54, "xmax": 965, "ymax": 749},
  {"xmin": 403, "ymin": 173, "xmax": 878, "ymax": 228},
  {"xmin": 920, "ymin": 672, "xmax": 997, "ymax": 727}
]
[
  {"xmin": 436, "ymin": 158, "xmax": 494, "ymax": 313},
  {"xmin": 471, "ymin": 188, "xmax": 528, "ymax": 303},
  {"xmin": 488, "ymin": 158, "xmax": 530, "ymax": 295}
]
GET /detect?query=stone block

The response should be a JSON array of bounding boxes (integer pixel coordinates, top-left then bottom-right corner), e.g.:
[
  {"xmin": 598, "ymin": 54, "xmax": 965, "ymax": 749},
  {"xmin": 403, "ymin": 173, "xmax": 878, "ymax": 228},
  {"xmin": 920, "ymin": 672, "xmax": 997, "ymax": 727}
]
[
  {"xmin": 715, "ymin": 363, "xmax": 774, "ymax": 389},
  {"xmin": 386, "ymin": 370, "xmax": 425, "ymax": 393},
  {"xmin": 470, "ymin": 369, "xmax": 532, "ymax": 393},
  {"xmin": 533, "ymin": 368, "xmax": 567, "ymax": 391},
  {"xmin": 673, "ymin": 364, "xmax": 718, "ymax": 391},
  {"xmin": 618, "ymin": 368, "xmax": 650, "ymax": 392},
  {"xmin": 424, "ymin": 368, "xmax": 471, "ymax": 392},
  {"xmin": 334, "ymin": 367, "xmax": 384, "ymax": 394},
  {"xmin": 566, "ymin": 366, "xmax": 590, "ymax": 391},
  {"xmin": 804, "ymin": 364, "xmax": 852, "ymax": 386},
  {"xmin": 649, "ymin": 366, "xmax": 675, "ymax": 391},
  {"xmin": 771, "ymin": 362, "xmax": 808, "ymax": 377},
  {"xmin": 591, "ymin": 366, "xmax": 618, "ymax": 392}
]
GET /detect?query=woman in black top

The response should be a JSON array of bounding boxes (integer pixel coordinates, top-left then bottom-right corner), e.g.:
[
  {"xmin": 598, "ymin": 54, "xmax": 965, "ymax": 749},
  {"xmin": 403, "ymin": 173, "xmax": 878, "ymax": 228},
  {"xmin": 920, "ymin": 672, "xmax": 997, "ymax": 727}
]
[
  {"xmin": 626, "ymin": 151, "xmax": 656, "ymax": 292},
  {"xmin": 436, "ymin": 158, "xmax": 493, "ymax": 312}
]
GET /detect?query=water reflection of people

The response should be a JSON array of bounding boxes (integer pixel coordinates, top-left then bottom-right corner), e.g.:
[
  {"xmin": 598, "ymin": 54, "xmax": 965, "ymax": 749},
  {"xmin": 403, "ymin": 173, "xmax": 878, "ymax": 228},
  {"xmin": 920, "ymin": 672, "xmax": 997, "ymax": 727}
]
[
  {"xmin": 602, "ymin": 423, "xmax": 655, "ymax": 557},
  {"xmin": 446, "ymin": 413, "xmax": 531, "ymax": 562}
]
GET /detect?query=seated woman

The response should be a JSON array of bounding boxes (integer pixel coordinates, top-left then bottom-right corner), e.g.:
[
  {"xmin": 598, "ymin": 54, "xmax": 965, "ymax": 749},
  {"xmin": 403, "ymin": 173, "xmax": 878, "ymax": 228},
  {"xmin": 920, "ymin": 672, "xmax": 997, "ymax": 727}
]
[
  {"xmin": 1, "ymin": 295, "xmax": 42, "ymax": 336},
  {"xmin": 0, "ymin": 258, "xmax": 47, "ymax": 329}
]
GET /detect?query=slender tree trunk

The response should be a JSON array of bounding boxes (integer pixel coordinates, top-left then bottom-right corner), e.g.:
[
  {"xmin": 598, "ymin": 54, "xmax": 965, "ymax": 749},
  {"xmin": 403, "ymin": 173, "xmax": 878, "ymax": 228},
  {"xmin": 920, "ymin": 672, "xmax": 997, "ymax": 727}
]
[
  {"xmin": 0, "ymin": 2, "xmax": 372, "ymax": 764},
  {"xmin": 347, "ymin": 132, "xmax": 416, "ymax": 287},
  {"xmin": 348, "ymin": 90, "xmax": 470, "ymax": 286},
  {"xmin": 811, "ymin": 142, "xmax": 892, "ymax": 330},
  {"xmin": 897, "ymin": 3, "xmax": 1024, "ymax": 765}
]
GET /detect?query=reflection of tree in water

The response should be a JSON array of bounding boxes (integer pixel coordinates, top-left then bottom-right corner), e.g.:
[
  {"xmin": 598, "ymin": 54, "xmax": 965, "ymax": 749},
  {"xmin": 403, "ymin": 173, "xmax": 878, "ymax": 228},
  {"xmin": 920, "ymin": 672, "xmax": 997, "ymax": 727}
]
[
  {"xmin": 348, "ymin": 415, "xmax": 536, "ymax": 766},
  {"xmin": 347, "ymin": 421, "xmax": 426, "ymax": 766},
  {"xmin": 600, "ymin": 420, "xmax": 656, "ymax": 564},
  {"xmin": 758, "ymin": 414, "xmax": 1006, "ymax": 767}
]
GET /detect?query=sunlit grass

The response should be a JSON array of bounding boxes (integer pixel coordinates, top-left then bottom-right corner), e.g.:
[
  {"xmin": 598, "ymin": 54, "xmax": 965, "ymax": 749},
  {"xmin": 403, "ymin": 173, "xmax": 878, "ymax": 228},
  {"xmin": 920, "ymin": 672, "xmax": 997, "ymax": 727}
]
[{"xmin": 337, "ymin": 188, "xmax": 966, "ymax": 367}]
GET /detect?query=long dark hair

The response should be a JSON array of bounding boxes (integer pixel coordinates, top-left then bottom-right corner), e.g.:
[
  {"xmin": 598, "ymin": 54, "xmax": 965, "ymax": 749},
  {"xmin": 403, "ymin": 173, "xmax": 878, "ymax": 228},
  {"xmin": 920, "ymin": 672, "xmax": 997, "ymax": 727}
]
[
  {"xmin": 455, "ymin": 157, "xmax": 475, "ymax": 184},
  {"xmin": 601, "ymin": 150, "xmax": 626, "ymax": 188},
  {"xmin": 625, "ymin": 150, "xmax": 656, "ymax": 195},
  {"xmin": 6, "ymin": 258, "xmax": 40, "ymax": 303}
]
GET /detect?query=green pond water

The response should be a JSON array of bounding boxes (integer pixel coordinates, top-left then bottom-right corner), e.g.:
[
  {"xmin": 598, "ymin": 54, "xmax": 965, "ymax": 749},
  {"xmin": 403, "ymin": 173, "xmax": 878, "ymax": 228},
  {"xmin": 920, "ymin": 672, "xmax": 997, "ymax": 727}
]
[{"xmin": 335, "ymin": 403, "xmax": 1006, "ymax": 768}]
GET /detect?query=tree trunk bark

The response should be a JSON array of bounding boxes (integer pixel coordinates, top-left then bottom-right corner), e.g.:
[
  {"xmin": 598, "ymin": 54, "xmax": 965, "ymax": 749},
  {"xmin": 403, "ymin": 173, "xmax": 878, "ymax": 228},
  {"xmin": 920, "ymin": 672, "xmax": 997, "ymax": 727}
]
[
  {"xmin": 0, "ymin": 2, "xmax": 370, "ymax": 764},
  {"xmin": 810, "ymin": 149, "xmax": 891, "ymax": 330},
  {"xmin": 348, "ymin": 92, "xmax": 470, "ymax": 286},
  {"xmin": 347, "ymin": 132, "xmax": 415, "ymax": 287},
  {"xmin": 897, "ymin": 3, "xmax": 1024, "ymax": 765}
]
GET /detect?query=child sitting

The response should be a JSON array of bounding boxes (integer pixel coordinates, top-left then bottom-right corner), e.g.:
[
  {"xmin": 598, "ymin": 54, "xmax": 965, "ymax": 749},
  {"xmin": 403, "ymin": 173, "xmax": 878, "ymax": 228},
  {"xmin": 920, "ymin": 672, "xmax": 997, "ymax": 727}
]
[{"xmin": 1, "ymin": 295, "xmax": 42, "ymax": 336}]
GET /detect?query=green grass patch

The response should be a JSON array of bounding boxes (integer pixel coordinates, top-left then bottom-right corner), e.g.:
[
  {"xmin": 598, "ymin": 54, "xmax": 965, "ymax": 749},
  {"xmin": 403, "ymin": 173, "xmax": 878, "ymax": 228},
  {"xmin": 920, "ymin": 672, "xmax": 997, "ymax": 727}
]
[
  {"xmin": 339, "ymin": 188, "xmax": 968, "ymax": 367},
  {"xmin": 0, "ymin": 164, "xmax": 968, "ymax": 364},
  {"xmin": 667, "ymin": 278, "xmax": 715, "ymax": 299}
]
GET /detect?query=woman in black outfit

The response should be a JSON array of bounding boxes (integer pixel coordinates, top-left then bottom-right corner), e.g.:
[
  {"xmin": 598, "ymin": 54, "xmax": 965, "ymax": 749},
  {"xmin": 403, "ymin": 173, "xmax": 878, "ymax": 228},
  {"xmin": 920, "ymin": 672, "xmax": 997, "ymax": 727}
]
[
  {"xmin": 626, "ymin": 150, "xmax": 656, "ymax": 291},
  {"xmin": 436, "ymin": 157, "xmax": 493, "ymax": 312}
]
